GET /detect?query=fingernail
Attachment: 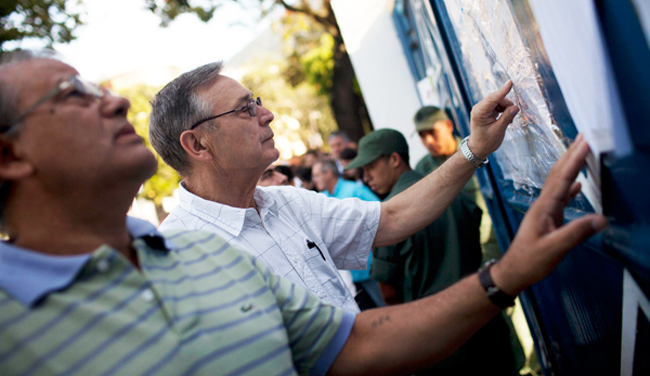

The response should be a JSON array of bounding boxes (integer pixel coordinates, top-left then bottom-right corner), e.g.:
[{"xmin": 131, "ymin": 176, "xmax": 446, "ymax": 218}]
[
  {"xmin": 592, "ymin": 216, "xmax": 608, "ymax": 231},
  {"xmin": 509, "ymin": 107, "xmax": 519, "ymax": 115}
]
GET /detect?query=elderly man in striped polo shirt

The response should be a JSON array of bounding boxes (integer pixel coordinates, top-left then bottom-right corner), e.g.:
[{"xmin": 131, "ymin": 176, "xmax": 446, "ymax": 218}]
[{"xmin": 0, "ymin": 50, "xmax": 606, "ymax": 375}]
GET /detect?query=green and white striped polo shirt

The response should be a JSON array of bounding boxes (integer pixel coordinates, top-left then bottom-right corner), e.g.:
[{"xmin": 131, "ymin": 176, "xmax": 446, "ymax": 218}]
[{"xmin": 0, "ymin": 217, "xmax": 355, "ymax": 375}]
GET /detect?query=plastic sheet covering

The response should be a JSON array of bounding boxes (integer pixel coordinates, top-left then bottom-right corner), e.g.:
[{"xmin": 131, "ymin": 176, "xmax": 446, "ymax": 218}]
[{"xmin": 443, "ymin": 0, "xmax": 567, "ymax": 193}]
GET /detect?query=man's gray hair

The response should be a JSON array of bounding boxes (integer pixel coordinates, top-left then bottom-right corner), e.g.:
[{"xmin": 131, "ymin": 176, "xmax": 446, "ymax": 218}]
[
  {"xmin": 0, "ymin": 49, "xmax": 62, "ymax": 231},
  {"xmin": 149, "ymin": 61, "xmax": 224, "ymax": 176},
  {"xmin": 328, "ymin": 130, "xmax": 350, "ymax": 142},
  {"xmin": 0, "ymin": 50, "xmax": 61, "ymax": 135},
  {"xmin": 316, "ymin": 158, "xmax": 340, "ymax": 178}
]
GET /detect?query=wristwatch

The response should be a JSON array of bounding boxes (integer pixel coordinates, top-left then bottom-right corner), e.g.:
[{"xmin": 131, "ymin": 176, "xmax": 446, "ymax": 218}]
[
  {"xmin": 478, "ymin": 259, "xmax": 516, "ymax": 309},
  {"xmin": 460, "ymin": 136, "xmax": 488, "ymax": 168}
]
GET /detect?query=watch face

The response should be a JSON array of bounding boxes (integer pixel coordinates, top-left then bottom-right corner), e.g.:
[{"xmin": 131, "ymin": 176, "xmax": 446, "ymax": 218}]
[{"xmin": 482, "ymin": 259, "xmax": 498, "ymax": 268}]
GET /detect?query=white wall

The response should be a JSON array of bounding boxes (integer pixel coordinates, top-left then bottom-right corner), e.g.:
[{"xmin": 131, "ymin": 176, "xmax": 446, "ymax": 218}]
[{"xmin": 331, "ymin": 0, "xmax": 429, "ymax": 166}]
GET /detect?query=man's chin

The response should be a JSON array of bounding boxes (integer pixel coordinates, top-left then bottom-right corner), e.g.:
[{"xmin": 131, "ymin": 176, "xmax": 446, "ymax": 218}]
[
  {"xmin": 131, "ymin": 151, "xmax": 159, "ymax": 182},
  {"xmin": 268, "ymin": 147, "xmax": 280, "ymax": 162}
]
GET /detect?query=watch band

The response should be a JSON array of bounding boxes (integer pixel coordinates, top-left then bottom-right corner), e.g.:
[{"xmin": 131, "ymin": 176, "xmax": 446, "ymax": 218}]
[
  {"xmin": 478, "ymin": 259, "xmax": 516, "ymax": 309},
  {"xmin": 460, "ymin": 136, "xmax": 488, "ymax": 168}
]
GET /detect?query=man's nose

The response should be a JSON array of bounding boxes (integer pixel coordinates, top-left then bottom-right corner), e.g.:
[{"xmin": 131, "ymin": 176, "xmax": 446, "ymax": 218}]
[
  {"xmin": 101, "ymin": 92, "xmax": 130, "ymax": 118},
  {"xmin": 258, "ymin": 105, "xmax": 274, "ymax": 125}
]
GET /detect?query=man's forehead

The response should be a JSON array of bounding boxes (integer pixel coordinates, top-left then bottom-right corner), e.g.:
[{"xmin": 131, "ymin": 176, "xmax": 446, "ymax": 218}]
[
  {"xmin": 0, "ymin": 59, "xmax": 76, "ymax": 99},
  {"xmin": 199, "ymin": 75, "xmax": 252, "ymax": 106}
]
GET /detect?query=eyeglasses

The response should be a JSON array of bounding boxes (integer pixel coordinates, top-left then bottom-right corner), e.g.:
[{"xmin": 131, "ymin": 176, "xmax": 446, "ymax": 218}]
[
  {"xmin": 189, "ymin": 97, "xmax": 262, "ymax": 130},
  {"xmin": 1, "ymin": 75, "xmax": 105, "ymax": 134}
]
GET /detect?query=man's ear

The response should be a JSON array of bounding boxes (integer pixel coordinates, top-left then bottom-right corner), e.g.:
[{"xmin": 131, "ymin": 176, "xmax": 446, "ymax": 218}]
[
  {"xmin": 179, "ymin": 130, "xmax": 213, "ymax": 163},
  {"xmin": 0, "ymin": 139, "xmax": 34, "ymax": 181},
  {"xmin": 444, "ymin": 119, "xmax": 455, "ymax": 133},
  {"xmin": 388, "ymin": 152, "xmax": 402, "ymax": 168}
]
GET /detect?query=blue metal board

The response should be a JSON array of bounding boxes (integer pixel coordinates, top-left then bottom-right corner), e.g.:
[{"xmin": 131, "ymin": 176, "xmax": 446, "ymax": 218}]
[{"xmin": 393, "ymin": 0, "xmax": 650, "ymax": 374}]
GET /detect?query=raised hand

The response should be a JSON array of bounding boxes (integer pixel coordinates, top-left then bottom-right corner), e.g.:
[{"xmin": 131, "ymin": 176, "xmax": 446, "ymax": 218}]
[
  {"xmin": 468, "ymin": 81, "xmax": 520, "ymax": 159},
  {"xmin": 491, "ymin": 134, "xmax": 608, "ymax": 295}
]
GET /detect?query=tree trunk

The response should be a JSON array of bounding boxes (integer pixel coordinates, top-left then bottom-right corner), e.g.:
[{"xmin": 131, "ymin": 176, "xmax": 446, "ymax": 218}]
[{"xmin": 327, "ymin": 2, "xmax": 373, "ymax": 143}]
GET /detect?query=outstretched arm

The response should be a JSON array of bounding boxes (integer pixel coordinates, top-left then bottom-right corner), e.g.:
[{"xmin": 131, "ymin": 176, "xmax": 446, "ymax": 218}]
[
  {"xmin": 329, "ymin": 135, "xmax": 607, "ymax": 376},
  {"xmin": 373, "ymin": 81, "xmax": 520, "ymax": 247}
]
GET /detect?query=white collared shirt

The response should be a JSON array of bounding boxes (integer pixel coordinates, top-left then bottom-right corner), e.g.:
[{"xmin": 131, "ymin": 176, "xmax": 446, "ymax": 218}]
[{"xmin": 159, "ymin": 183, "xmax": 381, "ymax": 312}]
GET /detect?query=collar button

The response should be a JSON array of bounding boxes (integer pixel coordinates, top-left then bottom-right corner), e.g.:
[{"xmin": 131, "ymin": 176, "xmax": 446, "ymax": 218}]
[{"xmin": 96, "ymin": 259, "xmax": 111, "ymax": 273}]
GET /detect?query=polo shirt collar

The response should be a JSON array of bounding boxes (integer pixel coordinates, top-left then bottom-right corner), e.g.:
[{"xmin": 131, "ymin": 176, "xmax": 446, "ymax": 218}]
[
  {"xmin": 177, "ymin": 182, "xmax": 279, "ymax": 237},
  {"xmin": 0, "ymin": 217, "xmax": 166, "ymax": 307}
]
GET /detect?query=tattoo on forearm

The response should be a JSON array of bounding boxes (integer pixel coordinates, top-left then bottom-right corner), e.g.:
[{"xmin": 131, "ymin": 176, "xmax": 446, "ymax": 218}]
[{"xmin": 371, "ymin": 315, "xmax": 391, "ymax": 329}]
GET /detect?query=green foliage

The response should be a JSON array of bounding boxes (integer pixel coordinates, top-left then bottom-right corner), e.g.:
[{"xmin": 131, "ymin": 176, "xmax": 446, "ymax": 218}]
[
  {"xmin": 113, "ymin": 84, "xmax": 181, "ymax": 206},
  {"xmin": 300, "ymin": 33, "xmax": 334, "ymax": 95},
  {"xmin": 280, "ymin": 11, "xmax": 334, "ymax": 96},
  {"xmin": 145, "ymin": 0, "xmax": 218, "ymax": 27},
  {"xmin": 240, "ymin": 57, "xmax": 338, "ymax": 159},
  {"xmin": 0, "ymin": 0, "xmax": 83, "ymax": 53}
]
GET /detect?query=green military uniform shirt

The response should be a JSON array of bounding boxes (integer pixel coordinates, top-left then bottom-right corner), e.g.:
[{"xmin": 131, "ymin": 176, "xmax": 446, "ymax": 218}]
[
  {"xmin": 370, "ymin": 170, "xmax": 519, "ymax": 375},
  {"xmin": 415, "ymin": 142, "xmax": 502, "ymax": 262},
  {"xmin": 370, "ymin": 170, "xmax": 483, "ymax": 301}
]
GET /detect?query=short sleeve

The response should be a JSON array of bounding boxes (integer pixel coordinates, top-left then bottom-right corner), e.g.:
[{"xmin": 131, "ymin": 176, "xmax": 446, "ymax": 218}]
[{"xmin": 251, "ymin": 257, "xmax": 356, "ymax": 375}]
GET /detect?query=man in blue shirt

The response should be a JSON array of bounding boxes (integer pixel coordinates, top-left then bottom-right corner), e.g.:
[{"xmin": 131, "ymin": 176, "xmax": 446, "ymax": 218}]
[
  {"xmin": 312, "ymin": 158, "xmax": 379, "ymax": 201},
  {"xmin": 312, "ymin": 158, "xmax": 384, "ymax": 309}
]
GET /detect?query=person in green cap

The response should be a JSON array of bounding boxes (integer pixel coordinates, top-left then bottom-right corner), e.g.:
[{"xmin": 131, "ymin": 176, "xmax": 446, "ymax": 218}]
[
  {"xmin": 414, "ymin": 106, "xmax": 502, "ymax": 262},
  {"xmin": 345, "ymin": 128, "xmax": 519, "ymax": 375}
]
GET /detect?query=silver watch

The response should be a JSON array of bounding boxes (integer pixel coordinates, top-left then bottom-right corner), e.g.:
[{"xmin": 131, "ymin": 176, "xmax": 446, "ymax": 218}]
[{"xmin": 460, "ymin": 136, "xmax": 488, "ymax": 168}]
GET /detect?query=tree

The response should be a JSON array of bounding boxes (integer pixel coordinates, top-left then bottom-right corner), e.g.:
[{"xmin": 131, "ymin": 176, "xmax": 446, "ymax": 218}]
[
  {"xmin": 2, "ymin": 0, "xmax": 372, "ymax": 142},
  {"xmin": 0, "ymin": 0, "xmax": 82, "ymax": 54},
  {"xmin": 148, "ymin": 0, "xmax": 373, "ymax": 142}
]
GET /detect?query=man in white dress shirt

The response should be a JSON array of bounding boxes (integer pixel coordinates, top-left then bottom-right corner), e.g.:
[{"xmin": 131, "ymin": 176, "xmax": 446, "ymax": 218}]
[{"xmin": 149, "ymin": 61, "xmax": 515, "ymax": 312}]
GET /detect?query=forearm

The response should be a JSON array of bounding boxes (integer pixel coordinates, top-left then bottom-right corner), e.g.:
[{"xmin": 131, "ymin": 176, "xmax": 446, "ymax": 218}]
[
  {"xmin": 374, "ymin": 152, "xmax": 476, "ymax": 247},
  {"xmin": 328, "ymin": 273, "xmax": 500, "ymax": 376}
]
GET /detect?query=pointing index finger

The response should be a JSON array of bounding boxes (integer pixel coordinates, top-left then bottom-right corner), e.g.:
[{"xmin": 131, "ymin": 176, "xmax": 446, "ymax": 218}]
[{"xmin": 475, "ymin": 81, "xmax": 513, "ymax": 114}]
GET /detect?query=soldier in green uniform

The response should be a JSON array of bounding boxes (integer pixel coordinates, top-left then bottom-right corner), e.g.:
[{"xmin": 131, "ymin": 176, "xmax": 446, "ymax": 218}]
[
  {"xmin": 414, "ymin": 106, "xmax": 501, "ymax": 262},
  {"xmin": 345, "ymin": 128, "xmax": 519, "ymax": 375}
]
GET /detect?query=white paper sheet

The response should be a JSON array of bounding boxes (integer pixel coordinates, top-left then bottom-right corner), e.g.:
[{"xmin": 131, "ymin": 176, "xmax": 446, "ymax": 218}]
[
  {"xmin": 631, "ymin": 0, "xmax": 650, "ymax": 50},
  {"xmin": 529, "ymin": 0, "xmax": 633, "ymax": 158}
]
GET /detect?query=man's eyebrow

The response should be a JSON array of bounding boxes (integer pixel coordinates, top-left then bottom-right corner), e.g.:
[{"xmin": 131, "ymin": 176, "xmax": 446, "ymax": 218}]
[{"xmin": 236, "ymin": 93, "xmax": 253, "ymax": 106}]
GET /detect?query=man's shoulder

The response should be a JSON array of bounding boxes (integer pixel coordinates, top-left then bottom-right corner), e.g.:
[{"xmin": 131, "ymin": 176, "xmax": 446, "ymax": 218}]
[
  {"xmin": 257, "ymin": 185, "xmax": 322, "ymax": 206},
  {"xmin": 415, "ymin": 154, "xmax": 434, "ymax": 173},
  {"xmin": 336, "ymin": 180, "xmax": 379, "ymax": 201},
  {"xmin": 158, "ymin": 205, "xmax": 202, "ymax": 232},
  {"xmin": 160, "ymin": 228, "xmax": 255, "ymax": 263},
  {"xmin": 385, "ymin": 170, "xmax": 424, "ymax": 200}
]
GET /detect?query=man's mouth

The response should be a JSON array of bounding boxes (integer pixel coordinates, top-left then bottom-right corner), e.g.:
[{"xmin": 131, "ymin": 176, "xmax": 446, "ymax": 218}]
[{"xmin": 116, "ymin": 124, "xmax": 143, "ymax": 142}]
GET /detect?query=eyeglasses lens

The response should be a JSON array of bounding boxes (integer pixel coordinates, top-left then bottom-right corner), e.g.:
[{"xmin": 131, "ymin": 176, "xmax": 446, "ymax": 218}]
[
  {"xmin": 247, "ymin": 97, "xmax": 262, "ymax": 117},
  {"xmin": 74, "ymin": 77, "xmax": 105, "ymax": 98}
]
